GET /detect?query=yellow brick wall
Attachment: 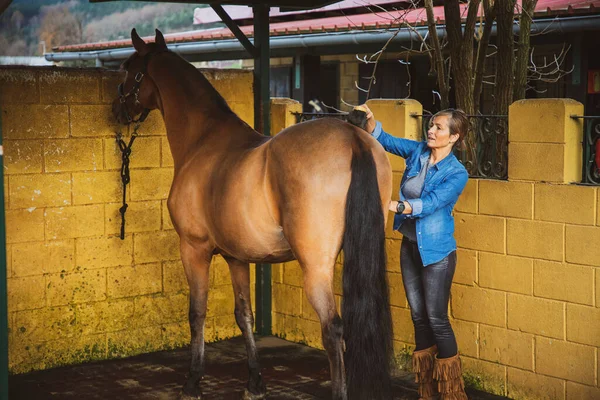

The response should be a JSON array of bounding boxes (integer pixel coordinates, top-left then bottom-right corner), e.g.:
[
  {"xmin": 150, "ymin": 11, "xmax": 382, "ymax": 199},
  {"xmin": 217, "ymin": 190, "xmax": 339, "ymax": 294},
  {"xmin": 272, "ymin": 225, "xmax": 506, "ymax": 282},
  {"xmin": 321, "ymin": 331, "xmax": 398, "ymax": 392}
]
[
  {"xmin": 272, "ymin": 98, "xmax": 600, "ymax": 400},
  {"xmin": 1, "ymin": 66, "xmax": 255, "ymax": 373}
]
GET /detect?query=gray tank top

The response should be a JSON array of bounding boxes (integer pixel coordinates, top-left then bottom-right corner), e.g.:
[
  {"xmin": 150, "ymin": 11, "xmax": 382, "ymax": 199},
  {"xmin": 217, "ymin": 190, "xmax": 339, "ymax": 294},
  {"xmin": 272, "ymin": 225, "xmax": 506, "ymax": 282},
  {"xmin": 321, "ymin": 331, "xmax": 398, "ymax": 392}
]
[{"xmin": 400, "ymin": 161, "xmax": 430, "ymax": 242}]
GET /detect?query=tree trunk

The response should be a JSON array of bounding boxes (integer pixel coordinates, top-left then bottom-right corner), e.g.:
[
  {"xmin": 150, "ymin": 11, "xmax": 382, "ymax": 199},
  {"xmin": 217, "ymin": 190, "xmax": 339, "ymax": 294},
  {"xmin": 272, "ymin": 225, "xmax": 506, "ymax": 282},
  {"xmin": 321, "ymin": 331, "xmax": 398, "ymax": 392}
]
[
  {"xmin": 494, "ymin": 0, "xmax": 517, "ymax": 115},
  {"xmin": 424, "ymin": 0, "xmax": 449, "ymax": 109},
  {"xmin": 474, "ymin": 0, "xmax": 497, "ymax": 113},
  {"xmin": 513, "ymin": 0, "xmax": 538, "ymax": 101}
]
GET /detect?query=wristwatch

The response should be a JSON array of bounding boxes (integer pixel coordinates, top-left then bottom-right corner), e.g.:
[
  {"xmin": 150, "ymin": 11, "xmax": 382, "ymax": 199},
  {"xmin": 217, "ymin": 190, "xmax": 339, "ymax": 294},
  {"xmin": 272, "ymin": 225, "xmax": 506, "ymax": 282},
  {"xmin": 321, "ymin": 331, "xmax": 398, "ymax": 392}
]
[{"xmin": 396, "ymin": 201, "xmax": 406, "ymax": 214}]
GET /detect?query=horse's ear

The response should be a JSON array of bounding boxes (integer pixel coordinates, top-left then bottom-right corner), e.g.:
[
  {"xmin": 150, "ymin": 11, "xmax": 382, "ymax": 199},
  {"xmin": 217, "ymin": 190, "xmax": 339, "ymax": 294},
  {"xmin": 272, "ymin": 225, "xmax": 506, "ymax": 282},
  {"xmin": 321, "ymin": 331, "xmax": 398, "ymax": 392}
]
[
  {"xmin": 155, "ymin": 29, "xmax": 167, "ymax": 51},
  {"xmin": 131, "ymin": 28, "xmax": 147, "ymax": 54}
]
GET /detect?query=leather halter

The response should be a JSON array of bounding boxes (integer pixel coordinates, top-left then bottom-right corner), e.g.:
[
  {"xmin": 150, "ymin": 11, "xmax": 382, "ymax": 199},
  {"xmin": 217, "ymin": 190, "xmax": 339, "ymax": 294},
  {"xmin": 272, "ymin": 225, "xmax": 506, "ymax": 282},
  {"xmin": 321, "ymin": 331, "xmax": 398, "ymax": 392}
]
[{"xmin": 117, "ymin": 51, "xmax": 161, "ymax": 124}]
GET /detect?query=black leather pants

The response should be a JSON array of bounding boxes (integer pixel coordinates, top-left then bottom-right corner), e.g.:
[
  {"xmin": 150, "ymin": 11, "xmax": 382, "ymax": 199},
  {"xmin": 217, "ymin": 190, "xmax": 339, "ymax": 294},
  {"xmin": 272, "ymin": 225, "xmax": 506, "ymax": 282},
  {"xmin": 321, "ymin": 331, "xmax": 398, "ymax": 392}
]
[{"xmin": 400, "ymin": 238, "xmax": 458, "ymax": 359}]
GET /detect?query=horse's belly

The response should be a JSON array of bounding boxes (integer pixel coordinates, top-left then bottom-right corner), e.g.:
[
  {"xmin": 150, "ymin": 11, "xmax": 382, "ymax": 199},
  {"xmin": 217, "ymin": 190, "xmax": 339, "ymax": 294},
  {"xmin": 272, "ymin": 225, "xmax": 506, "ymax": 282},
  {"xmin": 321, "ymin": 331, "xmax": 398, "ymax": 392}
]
[{"xmin": 214, "ymin": 225, "xmax": 295, "ymax": 264}]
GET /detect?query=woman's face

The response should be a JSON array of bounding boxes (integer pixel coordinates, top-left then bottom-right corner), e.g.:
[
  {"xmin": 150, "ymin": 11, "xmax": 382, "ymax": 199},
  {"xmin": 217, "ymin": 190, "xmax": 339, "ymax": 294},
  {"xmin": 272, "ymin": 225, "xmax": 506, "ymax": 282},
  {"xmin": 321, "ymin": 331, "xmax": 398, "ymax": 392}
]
[{"xmin": 427, "ymin": 115, "xmax": 459, "ymax": 149}]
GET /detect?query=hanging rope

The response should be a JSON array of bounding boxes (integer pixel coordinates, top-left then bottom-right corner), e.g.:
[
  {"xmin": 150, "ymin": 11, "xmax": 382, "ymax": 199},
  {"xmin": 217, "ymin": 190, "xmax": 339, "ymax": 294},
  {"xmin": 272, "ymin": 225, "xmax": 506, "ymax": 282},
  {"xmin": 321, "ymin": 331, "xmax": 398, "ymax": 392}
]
[{"xmin": 115, "ymin": 123, "xmax": 141, "ymax": 240}]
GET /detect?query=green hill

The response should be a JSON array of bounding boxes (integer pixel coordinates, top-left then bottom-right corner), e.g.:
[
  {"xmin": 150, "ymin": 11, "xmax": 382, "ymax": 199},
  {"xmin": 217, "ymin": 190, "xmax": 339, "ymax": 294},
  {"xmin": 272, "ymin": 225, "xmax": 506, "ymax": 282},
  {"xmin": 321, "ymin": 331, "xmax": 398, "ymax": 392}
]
[{"xmin": 0, "ymin": 0, "xmax": 204, "ymax": 56}]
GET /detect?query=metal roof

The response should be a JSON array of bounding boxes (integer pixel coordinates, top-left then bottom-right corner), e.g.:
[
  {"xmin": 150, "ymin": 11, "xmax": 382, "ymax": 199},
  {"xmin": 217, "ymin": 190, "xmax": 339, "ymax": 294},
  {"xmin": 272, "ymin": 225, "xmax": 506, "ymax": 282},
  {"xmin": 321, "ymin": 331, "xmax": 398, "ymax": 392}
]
[
  {"xmin": 89, "ymin": 0, "xmax": 344, "ymax": 10},
  {"xmin": 55, "ymin": 0, "xmax": 600, "ymax": 53}
]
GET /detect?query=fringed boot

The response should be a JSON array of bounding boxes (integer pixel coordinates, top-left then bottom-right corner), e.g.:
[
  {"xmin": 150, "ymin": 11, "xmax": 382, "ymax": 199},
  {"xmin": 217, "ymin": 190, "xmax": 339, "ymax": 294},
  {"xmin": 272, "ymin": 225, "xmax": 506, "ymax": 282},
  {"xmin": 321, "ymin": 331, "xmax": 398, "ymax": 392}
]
[
  {"xmin": 433, "ymin": 354, "xmax": 468, "ymax": 400},
  {"xmin": 412, "ymin": 345, "xmax": 439, "ymax": 399}
]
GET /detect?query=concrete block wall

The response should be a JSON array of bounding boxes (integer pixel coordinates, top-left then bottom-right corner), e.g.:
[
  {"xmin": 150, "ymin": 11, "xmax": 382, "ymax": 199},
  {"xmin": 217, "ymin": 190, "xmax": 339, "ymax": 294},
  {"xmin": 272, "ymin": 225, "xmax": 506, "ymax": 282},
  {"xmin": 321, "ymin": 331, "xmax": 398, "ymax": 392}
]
[
  {"xmin": 270, "ymin": 98, "xmax": 600, "ymax": 400},
  {"xmin": 1, "ymin": 66, "xmax": 255, "ymax": 373}
]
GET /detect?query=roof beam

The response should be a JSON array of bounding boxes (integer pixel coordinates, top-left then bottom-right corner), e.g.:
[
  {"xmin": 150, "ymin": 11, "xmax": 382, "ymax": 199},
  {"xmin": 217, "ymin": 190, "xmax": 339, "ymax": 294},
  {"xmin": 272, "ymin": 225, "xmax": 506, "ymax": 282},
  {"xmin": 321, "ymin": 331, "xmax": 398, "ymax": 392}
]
[
  {"xmin": 89, "ymin": 0, "xmax": 342, "ymax": 10},
  {"xmin": 211, "ymin": 4, "xmax": 257, "ymax": 57}
]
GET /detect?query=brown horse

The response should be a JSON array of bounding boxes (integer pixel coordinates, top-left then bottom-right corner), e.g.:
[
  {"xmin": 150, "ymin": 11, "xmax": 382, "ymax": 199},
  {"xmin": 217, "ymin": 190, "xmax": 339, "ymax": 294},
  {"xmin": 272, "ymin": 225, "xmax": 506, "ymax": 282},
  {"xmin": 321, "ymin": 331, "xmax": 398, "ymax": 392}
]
[{"xmin": 112, "ymin": 29, "xmax": 394, "ymax": 400}]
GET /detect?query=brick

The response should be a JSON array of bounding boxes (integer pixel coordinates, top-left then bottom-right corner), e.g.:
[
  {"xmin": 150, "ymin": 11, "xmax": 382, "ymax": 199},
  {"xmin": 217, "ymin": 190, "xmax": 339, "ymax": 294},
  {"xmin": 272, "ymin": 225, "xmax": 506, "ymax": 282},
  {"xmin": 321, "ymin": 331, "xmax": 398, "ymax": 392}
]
[
  {"xmin": 163, "ymin": 260, "xmax": 187, "ymax": 293},
  {"xmin": 107, "ymin": 326, "xmax": 163, "ymax": 358},
  {"xmin": 7, "ymin": 276, "xmax": 45, "ymax": 311},
  {"xmin": 509, "ymin": 142, "xmax": 581, "ymax": 183},
  {"xmin": 454, "ymin": 213, "xmax": 505, "ymax": 253},
  {"xmin": 161, "ymin": 321, "xmax": 191, "ymax": 349},
  {"xmin": 133, "ymin": 293, "xmax": 188, "ymax": 326},
  {"xmin": 566, "ymin": 304, "xmax": 600, "ymax": 347},
  {"xmin": 104, "ymin": 136, "xmax": 162, "ymax": 170},
  {"xmin": 162, "ymin": 200, "xmax": 174, "ymax": 230},
  {"xmin": 76, "ymin": 299, "xmax": 134, "ymax": 335},
  {"xmin": 333, "ymin": 264, "xmax": 343, "ymax": 295},
  {"xmin": 299, "ymin": 318, "xmax": 323, "ymax": 349},
  {"xmin": 230, "ymin": 102, "xmax": 254, "ymax": 127},
  {"xmin": 9, "ymin": 173, "xmax": 71, "ymax": 209},
  {"xmin": 2, "ymin": 105, "xmax": 69, "ymax": 139},
  {"xmin": 534, "ymin": 260, "xmax": 593, "ymax": 305},
  {"xmin": 507, "ymin": 219, "xmax": 563, "ymax": 261},
  {"xmin": 452, "ymin": 285, "xmax": 506, "ymax": 327},
  {"xmin": 70, "ymin": 105, "xmax": 121, "ymax": 137},
  {"xmin": 479, "ymin": 253, "xmax": 532, "ymax": 295},
  {"xmin": 134, "ymin": 110, "xmax": 166, "ymax": 136},
  {"xmin": 451, "ymin": 319, "xmax": 478, "ymax": 358},
  {"xmin": 480, "ymin": 325, "xmax": 533, "ymax": 370},
  {"xmin": 35, "ymin": 333, "xmax": 107, "ymax": 371},
  {"xmin": 14, "ymin": 306, "xmax": 76, "ymax": 343},
  {"xmin": 107, "ymin": 263, "xmax": 162, "ymax": 298},
  {"xmin": 391, "ymin": 306, "xmax": 414, "ymax": 344},
  {"xmin": 4, "ymin": 140, "xmax": 43, "ymax": 174},
  {"xmin": 479, "ymin": 180, "xmax": 533, "ymax": 219},
  {"xmin": 283, "ymin": 261, "xmax": 303, "ymax": 287},
  {"xmin": 75, "ymin": 235, "xmax": 133, "ymax": 270},
  {"xmin": 597, "ymin": 270, "xmax": 600, "ymax": 307},
  {"xmin": 507, "ymin": 294, "xmax": 564, "ymax": 339},
  {"xmin": 106, "ymin": 201, "xmax": 161, "ymax": 235},
  {"xmin": 272, "ymin": 283, "xmax": 302, "ymax": 316},
  {"xmin": 507, "ymin": 367, "xmax": 565, "ymax": 400},
  {"xmin": 566, "ymin": 225, "xmax": 600, "ymax": 267},
  {"xmin": 6, "ymin": 208, "xmax": 44, "ymax": 243},
  {"xmin": 6, "ymin": 245, "xmax": 12, "ymax": 278},
  {"xmin": 455, "ymin": 179, "xmax": 477, "ymax": 214},
  {"xmin": 39, "ymin": 70, "xmax": 100, "ymax": 104},
  {"xmin": 214, "ymin": 314, "xmax": 240, "ymax": 341},
  {"xmin": 46, "ymin": 269, "xmax": 107, "ymax": 306},
  {"xmin": 207, "ymin": 285, "xmax": 235, "ymax": 318},
  {"xmin": 130, "ymin": 168, "xmax": 173, "ymax": 201},
  {"xmin": 566, "ymin": 382, "xmax": 600, "ymax": 400},
  {"xmin": 44, "ymin": 139, "xmax": 103, "ymax": 173},
  {"xmin": 134, "ymin": 230, "xmax": 180, "ymax": 264},
  {"xmin": 72, "ymin": 172, "xmax": 121, "ymax": 205},
  {"xmin": 12, "ymin": 240, "xmax": 74, "ymax": 277},
  {"xmin": 536, "ymin": 337, "xmax": 595, "ymax": 384},
  {"xmin": 272, "ymin": 263, "xmax": 283, "ymax": 284},
  {"xmin": 461, "ymin": 357, "xmax": 506, "ymax": 396},
  {"xmin": 454, "ymin": 248, "xmax": 477, "ymax": 286},
  {"xmin": 45, "ymin": 205, "xmax": 104, "ymax": 240},
  {"xmin": 161, "ymin": 137, "xmax": 174, "ymax": 167},
  {"xmin": 206, "ymin": 70, "xmax": 253, "ymax": 102},
  {"xmin": 388, "ymin": 271, "xmax": 408, "ymax": 308},
  {"xmin": 509, "ymin": 98, "xmax": 583, "ymax": 143},
  {"xmin": 385, "ymin": 238, "xmax": 401, "ymax": 271},
  {"xmin": 0, "ymin": 69, "xmax": 39, "ymax": 103},
  {"xmin": 535, "ymin": 183, "xmax": 595, "ymax": 225},
  {"xmin": 101, "ymin": 72, "xmax": 124, "ymax": 104}
]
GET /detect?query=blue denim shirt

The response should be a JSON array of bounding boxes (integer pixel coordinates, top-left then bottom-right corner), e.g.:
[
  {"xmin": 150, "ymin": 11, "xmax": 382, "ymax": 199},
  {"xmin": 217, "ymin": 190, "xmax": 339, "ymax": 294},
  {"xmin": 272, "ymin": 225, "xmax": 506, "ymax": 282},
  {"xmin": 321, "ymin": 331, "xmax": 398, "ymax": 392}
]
[{"xmin": 372, "ymin": 121, "xmax": 468, "ymax": 266}]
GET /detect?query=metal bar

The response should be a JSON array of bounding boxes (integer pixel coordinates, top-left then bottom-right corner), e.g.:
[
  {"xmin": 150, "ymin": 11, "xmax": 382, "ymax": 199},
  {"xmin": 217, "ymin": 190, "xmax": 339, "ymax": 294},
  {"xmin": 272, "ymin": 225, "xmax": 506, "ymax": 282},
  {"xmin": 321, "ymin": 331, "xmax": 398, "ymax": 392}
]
[
  {"xmin": 0, "ymin": 93, "xmax": 9, "ymax": 400},
  {"xmin": 411, "ymin": 114, "xmax": 508, "ymax": 118},
  {"xmin": 211, "ymin": 4, "xmax": 257, "ymax": 58},
  {"xmin": 253, "ymin": 4, "xmax": 272, "ymax": 336},
  {"xmin": 570, "ymin": 115, "xmax": 600, "ymax": 119}
]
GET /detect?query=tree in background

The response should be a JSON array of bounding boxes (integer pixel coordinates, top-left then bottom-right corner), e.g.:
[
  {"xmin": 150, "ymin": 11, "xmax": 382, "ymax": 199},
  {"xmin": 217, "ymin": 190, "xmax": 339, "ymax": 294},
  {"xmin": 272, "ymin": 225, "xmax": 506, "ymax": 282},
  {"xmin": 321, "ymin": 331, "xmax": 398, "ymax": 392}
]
[{"xmin": 39, "ymin": 4, "xmax": 82, "ymax": 50}]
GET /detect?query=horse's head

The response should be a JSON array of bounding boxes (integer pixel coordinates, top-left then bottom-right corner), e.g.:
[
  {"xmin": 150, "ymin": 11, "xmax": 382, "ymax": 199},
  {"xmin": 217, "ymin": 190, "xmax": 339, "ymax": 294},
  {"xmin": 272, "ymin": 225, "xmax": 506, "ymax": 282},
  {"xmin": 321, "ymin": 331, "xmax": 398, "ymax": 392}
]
[{"xmin": 112, "ymin": 28, "xmax": 168, "ymax": 125}]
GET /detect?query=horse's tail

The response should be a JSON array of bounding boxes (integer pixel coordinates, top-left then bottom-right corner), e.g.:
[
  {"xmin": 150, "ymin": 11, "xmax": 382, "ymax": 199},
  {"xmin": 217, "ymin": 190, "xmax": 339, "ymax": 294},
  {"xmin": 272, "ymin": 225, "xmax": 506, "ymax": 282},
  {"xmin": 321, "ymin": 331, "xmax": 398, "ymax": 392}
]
[{"xmin": 342, "ymin": 138, "xmax": 393, "ymax": 399}]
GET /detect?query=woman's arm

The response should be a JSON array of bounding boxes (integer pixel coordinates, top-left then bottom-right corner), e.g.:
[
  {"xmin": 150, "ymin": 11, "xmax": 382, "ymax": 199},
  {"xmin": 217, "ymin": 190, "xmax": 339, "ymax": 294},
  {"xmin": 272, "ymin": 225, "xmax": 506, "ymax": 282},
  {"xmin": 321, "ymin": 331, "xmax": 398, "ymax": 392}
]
[
  {"xmin": 406, "ymin": 170, "xmax": 469, "ymax": 218},
  {"xmin": 361, "ymin": 104, "xmax": 422, "ymax": 159}
]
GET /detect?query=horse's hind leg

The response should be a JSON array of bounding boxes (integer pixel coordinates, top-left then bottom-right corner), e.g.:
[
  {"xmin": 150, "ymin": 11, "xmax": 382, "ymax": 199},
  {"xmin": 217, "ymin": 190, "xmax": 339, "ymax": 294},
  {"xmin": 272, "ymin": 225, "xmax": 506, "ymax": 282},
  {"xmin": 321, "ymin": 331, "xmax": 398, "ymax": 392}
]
[
  {"xmin": 302, "ymin": 262, "xmax": 347, "ymax": 400},
  {"xmin": 180, "ymin": 241, "xmax": 212, "ymax": 400},
  {"xmin": 225, "ymin": 256, "xmax": 267, "ymax": 399}
]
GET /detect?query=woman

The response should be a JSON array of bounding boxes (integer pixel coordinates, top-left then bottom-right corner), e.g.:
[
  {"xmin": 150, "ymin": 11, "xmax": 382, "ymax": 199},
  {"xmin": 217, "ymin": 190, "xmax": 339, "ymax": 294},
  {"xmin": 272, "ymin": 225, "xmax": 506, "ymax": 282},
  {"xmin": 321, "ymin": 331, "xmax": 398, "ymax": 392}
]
[{"xmin": 361, "ymin": 105, "xmax": 469, "ymax": 400}]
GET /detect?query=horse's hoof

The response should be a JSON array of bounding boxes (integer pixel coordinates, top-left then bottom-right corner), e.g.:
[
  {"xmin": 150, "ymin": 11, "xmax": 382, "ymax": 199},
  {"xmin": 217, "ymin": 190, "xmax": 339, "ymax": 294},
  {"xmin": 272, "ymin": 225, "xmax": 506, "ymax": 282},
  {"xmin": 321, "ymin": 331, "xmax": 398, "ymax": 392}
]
[
  {"xmin": 179, "ymin": 391, "xmax": 202, "ymax": 400},
  {"xmin": 243, "ymin": 388, "xmax": 267, "ymax": 400}
]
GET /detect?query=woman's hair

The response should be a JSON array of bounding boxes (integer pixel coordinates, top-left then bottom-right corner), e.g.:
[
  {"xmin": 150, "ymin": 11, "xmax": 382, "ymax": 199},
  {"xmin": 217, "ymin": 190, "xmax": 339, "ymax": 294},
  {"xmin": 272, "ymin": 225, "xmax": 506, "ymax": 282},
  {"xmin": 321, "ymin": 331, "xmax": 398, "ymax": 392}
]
[{"xmin": 431, "ymin": 109, "xmax": 469, "ymax": 149}]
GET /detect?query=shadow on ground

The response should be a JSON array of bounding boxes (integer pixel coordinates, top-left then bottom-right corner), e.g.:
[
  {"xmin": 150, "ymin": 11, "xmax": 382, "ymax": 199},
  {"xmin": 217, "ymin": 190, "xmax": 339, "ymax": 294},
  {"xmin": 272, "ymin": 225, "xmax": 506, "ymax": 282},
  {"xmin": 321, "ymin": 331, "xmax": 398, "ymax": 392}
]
[{"xmin": 10, "ymin": 336, "xmax": 508, "ymax": 399}]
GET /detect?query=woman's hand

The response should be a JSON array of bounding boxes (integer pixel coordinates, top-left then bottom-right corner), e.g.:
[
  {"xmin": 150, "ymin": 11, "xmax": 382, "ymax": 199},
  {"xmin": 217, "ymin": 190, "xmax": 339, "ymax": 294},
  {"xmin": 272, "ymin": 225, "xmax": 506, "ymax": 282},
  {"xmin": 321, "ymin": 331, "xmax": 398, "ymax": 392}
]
[{"xmin": 356, "ymin": 103, "xmax": 376, "ymax": 134}]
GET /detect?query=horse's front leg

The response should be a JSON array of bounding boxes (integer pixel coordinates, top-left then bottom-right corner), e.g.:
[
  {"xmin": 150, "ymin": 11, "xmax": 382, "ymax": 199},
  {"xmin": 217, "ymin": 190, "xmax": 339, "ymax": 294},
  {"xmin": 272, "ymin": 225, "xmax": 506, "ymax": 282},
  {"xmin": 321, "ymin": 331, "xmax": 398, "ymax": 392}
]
[
  {"xmin": 179, "ymin": 240, "xmax": 212, "ymax": 400},
  {"xmin": 224, "ymin": 256, "xmax": 267, "ymax": 399}
]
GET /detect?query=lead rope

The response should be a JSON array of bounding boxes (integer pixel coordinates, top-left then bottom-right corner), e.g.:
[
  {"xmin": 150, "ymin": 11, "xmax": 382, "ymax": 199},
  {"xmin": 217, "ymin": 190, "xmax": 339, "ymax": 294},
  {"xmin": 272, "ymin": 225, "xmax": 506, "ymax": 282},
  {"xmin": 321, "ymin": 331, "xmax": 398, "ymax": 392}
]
[{"xmin": 116, "ymin": 122, "xmax": 141, "ymax": 240}]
